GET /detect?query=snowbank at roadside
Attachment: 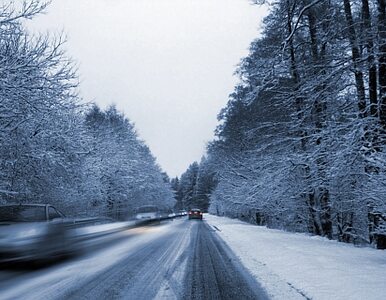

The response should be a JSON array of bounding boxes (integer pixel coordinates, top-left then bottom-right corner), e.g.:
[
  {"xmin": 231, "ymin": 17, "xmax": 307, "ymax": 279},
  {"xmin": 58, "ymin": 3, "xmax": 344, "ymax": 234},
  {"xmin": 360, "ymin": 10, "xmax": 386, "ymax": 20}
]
[{"xmin": 204, "ymin": 214, "xmax": 386, "ymax": 300}]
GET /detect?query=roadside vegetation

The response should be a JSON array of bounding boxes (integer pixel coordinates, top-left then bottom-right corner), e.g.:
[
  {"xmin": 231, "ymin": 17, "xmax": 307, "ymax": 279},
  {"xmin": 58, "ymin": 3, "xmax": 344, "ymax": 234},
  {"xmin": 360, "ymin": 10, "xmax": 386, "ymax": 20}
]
[
  {"xmin": 180, "ymin": 0, "xmax": 386, "ymax": 248},
  {"xmin": 0, "ymin": 1, "xmax": 174, "ymax": 219}
]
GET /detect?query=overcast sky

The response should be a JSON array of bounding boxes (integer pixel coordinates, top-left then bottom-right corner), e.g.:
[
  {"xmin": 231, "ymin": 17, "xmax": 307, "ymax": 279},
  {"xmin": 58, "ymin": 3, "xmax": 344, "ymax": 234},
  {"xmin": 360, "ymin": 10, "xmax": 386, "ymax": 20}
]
[{"xmin": 29, "ymin": 0, "xmax": 267, "ymax": 177}]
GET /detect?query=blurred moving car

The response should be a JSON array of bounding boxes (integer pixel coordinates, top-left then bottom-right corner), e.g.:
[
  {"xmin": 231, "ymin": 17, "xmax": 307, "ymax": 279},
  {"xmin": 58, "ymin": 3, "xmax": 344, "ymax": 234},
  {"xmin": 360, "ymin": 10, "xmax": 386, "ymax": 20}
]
[
  {"xmin": 134, "ymin": 205, "xmax": 161, "ymax": 223},
  {"xmin": 0, "ymin": 204, "xmax": 70, "ymax": 263},
  {"xmin": 188, "ymin": 208, "xmax": 203, "ymax": 220}
]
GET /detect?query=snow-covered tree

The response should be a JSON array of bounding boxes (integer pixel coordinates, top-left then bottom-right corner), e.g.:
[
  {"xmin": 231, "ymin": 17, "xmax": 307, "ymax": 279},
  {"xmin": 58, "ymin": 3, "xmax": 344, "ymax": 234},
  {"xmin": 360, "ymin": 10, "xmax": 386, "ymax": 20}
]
[
  {"xmin": 205, "ymin": 0, "xmax": 386, "ymax": 247},
  {"xmin": 0, "ymin": 1, "xmax": 175, "ymax": 219}
]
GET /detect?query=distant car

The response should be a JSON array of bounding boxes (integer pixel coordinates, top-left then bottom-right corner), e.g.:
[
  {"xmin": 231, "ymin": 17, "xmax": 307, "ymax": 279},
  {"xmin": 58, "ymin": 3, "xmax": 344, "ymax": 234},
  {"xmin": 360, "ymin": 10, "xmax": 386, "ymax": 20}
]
[
  {"xmin": 178, "ymin": 210, "xmax": 187, "ymax": 216},
  {"xmin": 188, "ymin": 208, "xmax": 203, "ymax": 220},
  {"xmin": 0, "ymin": 204, "xmax": 70, "ymax": 263},
  {"xmin": 167, "ymin": 211, "xmax": 176, "ymax": 218},
  {"xmin": 134, "ymin": 205, "xmax": 161, "ymax": 223}
]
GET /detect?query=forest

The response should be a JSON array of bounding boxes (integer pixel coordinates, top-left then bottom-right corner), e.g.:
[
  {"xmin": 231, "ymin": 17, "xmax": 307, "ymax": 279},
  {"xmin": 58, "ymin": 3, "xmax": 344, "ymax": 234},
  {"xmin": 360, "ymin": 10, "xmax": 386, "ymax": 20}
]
[
  {"xmin": 0, "ymin": 1, "xmax": 175, "ymax": 219},
  {"xmin": 176, "ymin": 0, "xmax": 386, "ymax": 247},
  {"xmin": 2, "ymin": 0, "xmax": 386, "ymax": 247}
]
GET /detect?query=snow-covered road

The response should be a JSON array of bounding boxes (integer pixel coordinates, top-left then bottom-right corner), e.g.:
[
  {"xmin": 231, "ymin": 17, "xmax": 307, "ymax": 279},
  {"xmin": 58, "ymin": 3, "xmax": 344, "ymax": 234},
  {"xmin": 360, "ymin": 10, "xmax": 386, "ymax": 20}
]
[
  {"xmin": 0, "ymin": 218, "xmax": 268, "ymax": 300},
  {"xmin": 3, "ymin": 215, "xmax": 384, "ymax": 300}
]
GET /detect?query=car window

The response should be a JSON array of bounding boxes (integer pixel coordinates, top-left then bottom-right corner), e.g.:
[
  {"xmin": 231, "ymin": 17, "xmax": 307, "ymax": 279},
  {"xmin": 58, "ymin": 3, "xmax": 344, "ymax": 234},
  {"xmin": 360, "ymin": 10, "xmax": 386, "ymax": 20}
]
[
  {"xmin": 48, "ymin": 207, "xmax": 62, "ymax": 220},
  {"xmin": 0, "ymin": 205, "xmax": 46, "ymax": 222}
]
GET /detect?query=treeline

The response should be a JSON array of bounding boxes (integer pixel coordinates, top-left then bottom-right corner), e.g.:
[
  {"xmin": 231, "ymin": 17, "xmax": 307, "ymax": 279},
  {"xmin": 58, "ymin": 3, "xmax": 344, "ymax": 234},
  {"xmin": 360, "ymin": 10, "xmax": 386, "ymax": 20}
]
[
  {"xmin": 0, "ymin": 1, "xmax": 174, "ymax": 218},
  {"xmin": 171, "ymin": 158, "xmax": 217, "ymax": 211},
  {"xmin": 191, "ymin": 0, "xmax": 386, "ymax": 246}
]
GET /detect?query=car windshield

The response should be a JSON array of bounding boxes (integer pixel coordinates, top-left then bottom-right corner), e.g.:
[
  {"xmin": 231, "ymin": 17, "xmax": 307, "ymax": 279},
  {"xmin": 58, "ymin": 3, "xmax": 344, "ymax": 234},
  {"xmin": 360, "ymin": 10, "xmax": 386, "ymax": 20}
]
[{"xmin": 0, "ymin": 205, "xmax": 46, "ymax": 222}]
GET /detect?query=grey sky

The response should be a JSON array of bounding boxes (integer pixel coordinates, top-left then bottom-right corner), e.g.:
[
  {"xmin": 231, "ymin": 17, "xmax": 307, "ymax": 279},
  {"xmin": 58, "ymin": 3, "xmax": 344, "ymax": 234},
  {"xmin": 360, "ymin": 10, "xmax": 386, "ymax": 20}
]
[{"xmin": 29, "ymin": 0, "xmax": 267, "ymax": 177}]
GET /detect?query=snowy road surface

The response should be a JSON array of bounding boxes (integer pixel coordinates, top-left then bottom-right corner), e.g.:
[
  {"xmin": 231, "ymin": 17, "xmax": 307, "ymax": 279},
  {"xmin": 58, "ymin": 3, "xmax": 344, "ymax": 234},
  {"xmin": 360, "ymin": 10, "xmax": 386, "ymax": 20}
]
[{"xmin": 0, "ymin": 218, "xmax": 268, "ymax": 300}]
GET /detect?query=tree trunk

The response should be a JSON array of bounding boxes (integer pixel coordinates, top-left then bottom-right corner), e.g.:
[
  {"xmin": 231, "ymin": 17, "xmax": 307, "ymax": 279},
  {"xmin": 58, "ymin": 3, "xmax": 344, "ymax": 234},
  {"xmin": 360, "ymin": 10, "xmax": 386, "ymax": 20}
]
[
  {"xmin": 286, "ymin": 0, "xmax": 307, "ymax": 150},
  {"xmin": 343, "ymin": 0, "xmax": 367, "ymax": 117},
  {"xmin": 378, "ymin": 0, "xmax": 386, "ymax": 127},
  {"xmin": 306, "ymin": 2, "xmax": 332, "ymax": 238},
  {"xmin": 362, "ymin": 0, "xmax": 378, "ymax": 117}
]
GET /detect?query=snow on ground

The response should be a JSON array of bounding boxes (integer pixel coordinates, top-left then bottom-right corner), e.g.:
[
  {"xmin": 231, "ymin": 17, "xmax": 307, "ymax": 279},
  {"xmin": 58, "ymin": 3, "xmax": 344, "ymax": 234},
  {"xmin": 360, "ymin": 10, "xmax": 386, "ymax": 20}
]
[{"xmin": 204, "ymin": 214, "xmax": 386, "ymax": 300}]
